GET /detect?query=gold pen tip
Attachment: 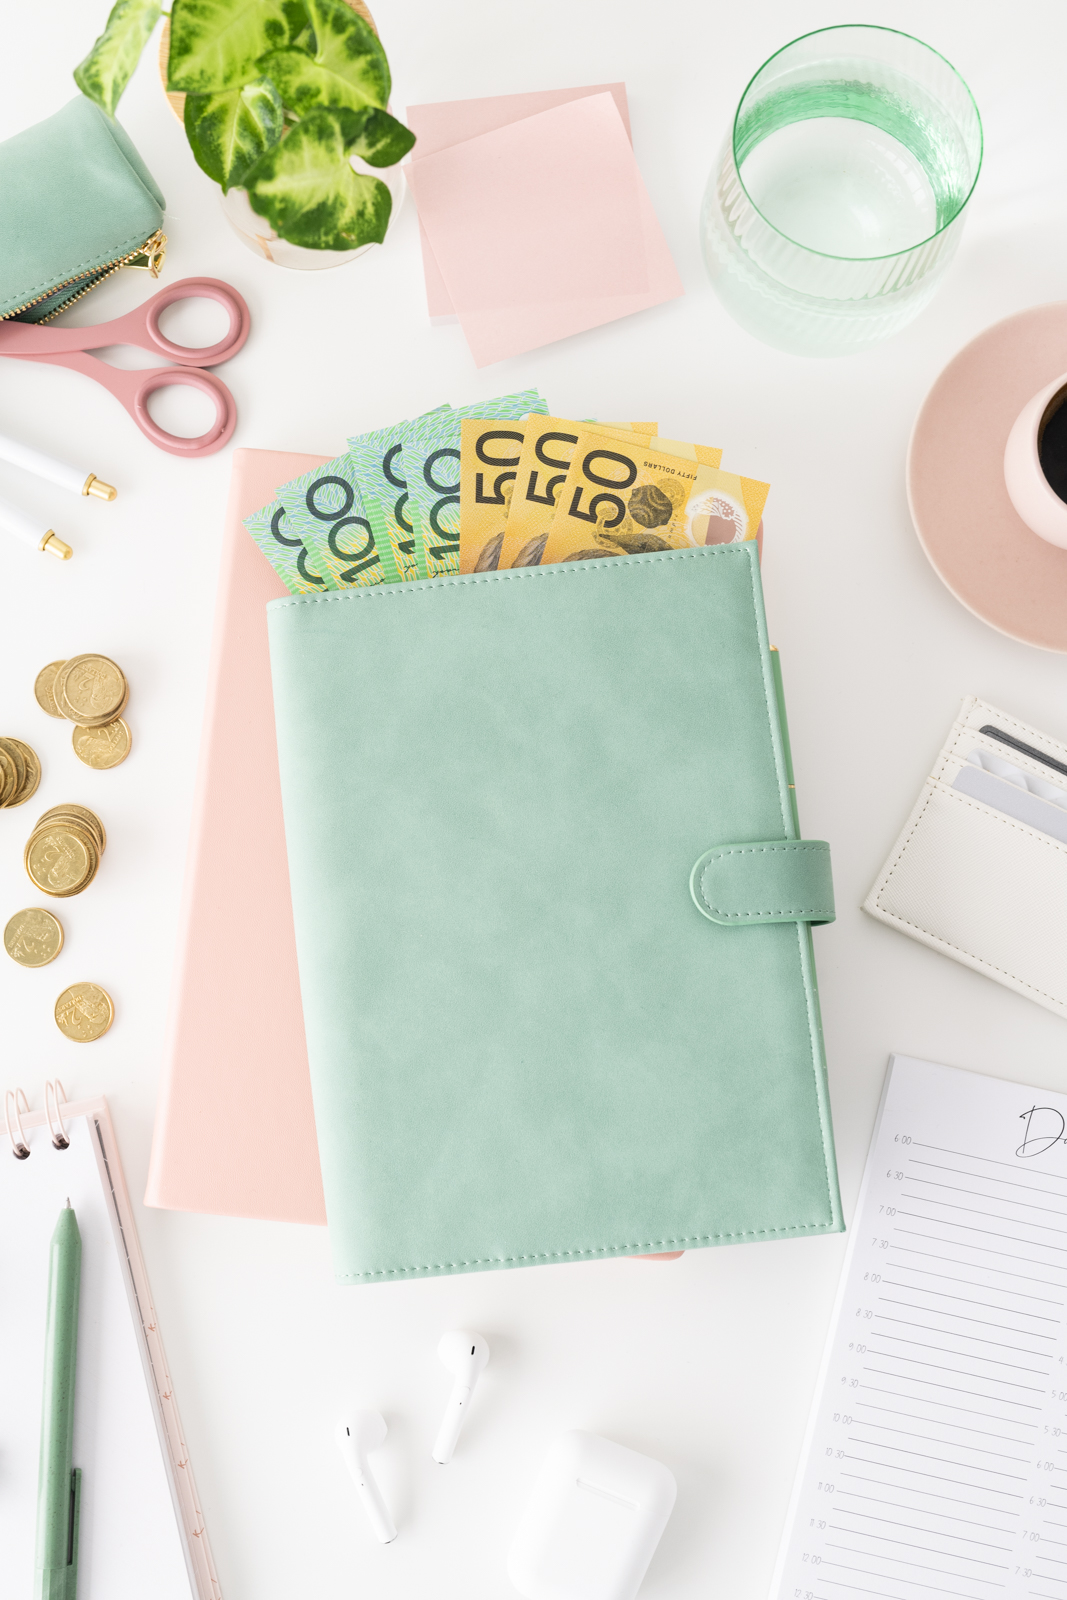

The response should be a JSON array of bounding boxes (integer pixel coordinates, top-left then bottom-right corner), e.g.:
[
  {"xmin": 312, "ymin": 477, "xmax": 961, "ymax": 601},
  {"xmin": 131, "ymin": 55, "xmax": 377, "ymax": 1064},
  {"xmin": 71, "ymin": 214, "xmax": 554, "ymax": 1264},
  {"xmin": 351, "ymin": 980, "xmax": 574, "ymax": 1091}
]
[
  {"xmin": 83, "ymin": 474, "xmax": 117, "ymax": 502},
  {"xmin": 40, "ymin": 532, "xmax": 73, "ymax": 560}
]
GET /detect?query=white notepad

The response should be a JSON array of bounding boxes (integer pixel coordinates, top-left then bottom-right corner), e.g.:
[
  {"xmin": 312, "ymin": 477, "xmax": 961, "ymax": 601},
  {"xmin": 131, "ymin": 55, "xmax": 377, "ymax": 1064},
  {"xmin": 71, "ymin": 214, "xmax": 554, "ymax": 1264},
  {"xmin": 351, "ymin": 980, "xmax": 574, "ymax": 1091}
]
[
  {"xmin": 772, "ymin": 1054, "xmax": 1067, "ymax": 1600},
  {"xmin": 0, "ymin": 1092, "xmax": 219, "ymax": 1599}
]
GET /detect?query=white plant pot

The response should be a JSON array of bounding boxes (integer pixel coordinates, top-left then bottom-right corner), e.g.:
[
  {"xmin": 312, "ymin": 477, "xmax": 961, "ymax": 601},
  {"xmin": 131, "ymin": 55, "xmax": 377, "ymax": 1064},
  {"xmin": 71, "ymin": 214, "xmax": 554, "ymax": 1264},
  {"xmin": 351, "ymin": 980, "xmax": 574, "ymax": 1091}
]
[
  {"xmin": 218, "ymin": 158, "xmax": 406, "ymax": 270},
  {"xmin": 159, "ymin": 3, "xmax": 405, "ymax": 272}
]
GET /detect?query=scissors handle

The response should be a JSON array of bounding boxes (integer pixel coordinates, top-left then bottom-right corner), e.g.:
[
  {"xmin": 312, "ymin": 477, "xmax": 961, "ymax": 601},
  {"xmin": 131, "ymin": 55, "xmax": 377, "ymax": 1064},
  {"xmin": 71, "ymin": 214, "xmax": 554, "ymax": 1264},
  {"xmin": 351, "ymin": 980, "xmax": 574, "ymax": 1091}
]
[
  {"xmin": 0, "ymin": 278, "xmax": 251, "ymax": 368},
  {"xmin": 25, "ymin": 351, "xmax": 236, "ymax": 457},
  {"xmin": 131, "ymin": 367, "xmax": 237, "ymax": 456},
  {"xmin": 131, "ymin": 277, "xmax": 251, "ymax": 367}
]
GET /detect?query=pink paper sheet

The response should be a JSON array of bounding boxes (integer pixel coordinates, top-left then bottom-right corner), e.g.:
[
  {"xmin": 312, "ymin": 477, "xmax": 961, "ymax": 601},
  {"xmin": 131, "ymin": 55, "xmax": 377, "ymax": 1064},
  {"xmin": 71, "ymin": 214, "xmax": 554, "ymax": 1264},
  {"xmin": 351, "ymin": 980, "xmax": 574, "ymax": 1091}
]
[
  {"xmin": 405, "ymin": 89, "xmax": 683, "ymax": 366},
  {"xmin": 406, "ymin": 84, "xmax": 632, "ymax": 321},
  {"xmin": 409, "ymin": 95, "xmax": 647, "ymax": 307},
  {"xmin": 146, "ymin": 450, "xmax": 327, "ymax": 1225}
]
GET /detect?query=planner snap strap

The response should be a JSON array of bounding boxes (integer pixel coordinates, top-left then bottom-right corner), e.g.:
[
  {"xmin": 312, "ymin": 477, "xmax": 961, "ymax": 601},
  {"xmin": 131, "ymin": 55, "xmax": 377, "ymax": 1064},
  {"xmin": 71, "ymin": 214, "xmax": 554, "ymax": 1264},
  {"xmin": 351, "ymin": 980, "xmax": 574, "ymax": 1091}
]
[{"xmin": 690, "ymin": 839, "xmax": 835, "ymax": 926}]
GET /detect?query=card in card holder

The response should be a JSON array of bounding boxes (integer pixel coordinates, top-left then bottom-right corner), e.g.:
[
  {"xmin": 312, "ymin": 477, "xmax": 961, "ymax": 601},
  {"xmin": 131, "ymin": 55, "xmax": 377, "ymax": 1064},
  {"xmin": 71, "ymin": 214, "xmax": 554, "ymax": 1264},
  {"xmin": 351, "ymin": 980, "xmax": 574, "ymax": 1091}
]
[
  {"xmin": 953, "ymin": 762, "xmax": 1067, "ymax": 845},
  {"xmin": 979, "ymin": 722, "xmax": 1067, "ymax": 781},
  {"xmin": 864, "ymin": 697, "xmax": 1067, "ymax": 1018}
]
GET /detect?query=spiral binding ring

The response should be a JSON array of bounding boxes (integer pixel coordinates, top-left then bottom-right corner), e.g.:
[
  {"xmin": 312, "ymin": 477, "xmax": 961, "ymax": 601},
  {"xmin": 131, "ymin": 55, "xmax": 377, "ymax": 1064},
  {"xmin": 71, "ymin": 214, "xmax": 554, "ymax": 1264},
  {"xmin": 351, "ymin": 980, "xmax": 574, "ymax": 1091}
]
[
  {"xmin": 45, "ymin": 1079, "xmax": 70, "ymax": 1150},
  {"xmin": 5, "ymin": 1088, "xmax": 31, "ymax": 1159}
]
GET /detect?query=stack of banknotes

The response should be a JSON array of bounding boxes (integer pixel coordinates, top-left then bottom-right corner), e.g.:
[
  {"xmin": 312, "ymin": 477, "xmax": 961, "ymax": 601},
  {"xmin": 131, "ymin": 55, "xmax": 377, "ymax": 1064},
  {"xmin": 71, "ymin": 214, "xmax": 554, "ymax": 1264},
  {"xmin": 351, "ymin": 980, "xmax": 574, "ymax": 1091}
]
[{"xmin": 245, "ymin": 390, "xmax": 770, "ymax": 594}]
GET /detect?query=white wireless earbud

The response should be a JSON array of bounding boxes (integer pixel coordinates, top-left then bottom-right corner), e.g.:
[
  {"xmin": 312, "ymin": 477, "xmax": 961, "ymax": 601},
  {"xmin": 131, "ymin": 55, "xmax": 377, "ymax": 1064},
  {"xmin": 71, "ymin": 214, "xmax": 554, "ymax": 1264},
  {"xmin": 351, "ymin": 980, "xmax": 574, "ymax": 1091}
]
[
  {"xmin": 335, "ymin": 1412, "xmax": 397, "ymax": 1543},
  {"xmin": 432, "ymin": 1330, "xmax": 489, "ymax": 1464}
]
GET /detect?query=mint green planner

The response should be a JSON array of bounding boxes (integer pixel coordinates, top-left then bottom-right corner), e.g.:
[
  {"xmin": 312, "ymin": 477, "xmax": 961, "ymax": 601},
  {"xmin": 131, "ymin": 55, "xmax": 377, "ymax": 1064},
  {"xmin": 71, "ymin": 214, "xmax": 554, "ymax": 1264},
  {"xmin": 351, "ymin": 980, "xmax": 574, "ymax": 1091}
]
[{"xmin": 267, "ymin": 543, "xmax": 843, "ymax": 1283}]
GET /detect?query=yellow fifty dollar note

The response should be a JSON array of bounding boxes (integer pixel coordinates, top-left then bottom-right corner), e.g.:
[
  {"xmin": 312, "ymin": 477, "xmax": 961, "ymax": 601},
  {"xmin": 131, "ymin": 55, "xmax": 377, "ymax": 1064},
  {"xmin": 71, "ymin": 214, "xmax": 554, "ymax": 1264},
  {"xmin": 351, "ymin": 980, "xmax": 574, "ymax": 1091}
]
[
  {"xmin": 684, "ymin": 465, "xmax": 770, "ymax": 547},
  {"xmin": 459, "ymin": 418, "xmax": 527, "ymax": 573},
  {"xmin": 540, "ymin": 436, "xmax": 763, "ymax": 565},
  {"xmin": 495, "ymin": 418, "xmax": 654, "ymax": 570},
  {"xmin": 498, "ymin": 420, "xmax": 720, "ymax": 570}
]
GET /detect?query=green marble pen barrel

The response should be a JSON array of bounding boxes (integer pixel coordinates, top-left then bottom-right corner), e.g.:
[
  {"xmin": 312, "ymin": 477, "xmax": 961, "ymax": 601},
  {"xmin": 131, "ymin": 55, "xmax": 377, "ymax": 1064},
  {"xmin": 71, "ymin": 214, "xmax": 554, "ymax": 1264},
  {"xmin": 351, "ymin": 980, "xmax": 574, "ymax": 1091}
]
[{"xmin": 35, "ymin": 1204, "xmax": 81, "ymax": 1600}]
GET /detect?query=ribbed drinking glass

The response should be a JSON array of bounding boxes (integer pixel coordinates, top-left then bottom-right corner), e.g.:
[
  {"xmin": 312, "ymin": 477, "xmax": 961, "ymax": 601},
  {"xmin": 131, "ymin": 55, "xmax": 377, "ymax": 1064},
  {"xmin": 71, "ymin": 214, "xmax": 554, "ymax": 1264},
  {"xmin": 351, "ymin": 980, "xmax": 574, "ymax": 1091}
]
[{"xmin": 701, "ymin": 26, "xmax": 983, "ymax": 355}]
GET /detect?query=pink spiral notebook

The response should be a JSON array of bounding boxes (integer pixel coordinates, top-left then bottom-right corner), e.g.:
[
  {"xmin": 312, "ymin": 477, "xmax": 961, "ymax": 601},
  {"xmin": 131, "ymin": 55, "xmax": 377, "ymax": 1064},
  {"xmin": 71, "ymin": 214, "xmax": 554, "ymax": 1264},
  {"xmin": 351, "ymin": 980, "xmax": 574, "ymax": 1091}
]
[{"xmin": 145, "ymin": 450, "xmax": 326, "ymax": 1224}]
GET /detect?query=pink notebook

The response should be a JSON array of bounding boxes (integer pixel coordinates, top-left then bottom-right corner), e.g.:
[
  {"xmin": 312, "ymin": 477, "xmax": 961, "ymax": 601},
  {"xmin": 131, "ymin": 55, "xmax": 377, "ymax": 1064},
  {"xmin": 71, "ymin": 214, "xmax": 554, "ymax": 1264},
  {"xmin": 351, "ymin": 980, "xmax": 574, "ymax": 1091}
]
[{"xmin": 146, "ymin": 450, "xmax": 327, "ymax": 1225}]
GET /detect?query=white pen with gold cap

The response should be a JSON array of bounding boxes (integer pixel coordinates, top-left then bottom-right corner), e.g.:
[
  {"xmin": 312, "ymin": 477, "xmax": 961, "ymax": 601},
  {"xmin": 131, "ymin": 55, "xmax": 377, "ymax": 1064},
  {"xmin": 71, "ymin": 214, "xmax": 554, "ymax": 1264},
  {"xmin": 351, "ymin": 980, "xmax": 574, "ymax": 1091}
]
[
  {"xmin": 0, "ymin": 429, "xmax": 117, "ymax": 559},
  {"xmin": 0, "ymin": 496, "xmax": 72, "ymax": 560}
]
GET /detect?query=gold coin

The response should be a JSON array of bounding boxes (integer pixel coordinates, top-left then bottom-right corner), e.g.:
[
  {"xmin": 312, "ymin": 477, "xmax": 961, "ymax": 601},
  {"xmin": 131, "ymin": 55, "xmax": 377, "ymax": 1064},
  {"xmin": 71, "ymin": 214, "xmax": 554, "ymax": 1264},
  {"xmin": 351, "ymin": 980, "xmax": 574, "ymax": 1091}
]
[
  {"xmin": 72, "ymin": 718, "xmax": 131, "ymax": 770},
  {"xmin": 4, "ymin": 907, "xmax": 64, "ymax": 967},
  {"xmin": 55, "ymin": 655, "xmax": 128, "ymax": 726},
  {"xmin": 0, "ymin": 745, "xmax": 15, "ymax": 806},
  {"xmin": 37, "ymin": 804, "xmax": 106, "ymax": 854},
  {"xmin": 0, "ymin": 736, "xmax": 27, "ymax": 797},
  {"xmin": 34, "ymin": 661, "xmax": 67, "ymax": 719},
  {"xmin": 34, "ymin": 814, "xmax": 103, "ymax": 858},
  {"xmin": 54, "ymin": 981, "xmax": 113, "ymax": 1042},
  {"xmin": 8, "ymin": 739, "xmax": 40, "ymax": 805},
  {"xmin": 25, "ymin": 824, "xmax": 97, "ymax": 897},
  {"xmin": 25, "ymin": 826, "xmax": 97, "ymax": 897}
]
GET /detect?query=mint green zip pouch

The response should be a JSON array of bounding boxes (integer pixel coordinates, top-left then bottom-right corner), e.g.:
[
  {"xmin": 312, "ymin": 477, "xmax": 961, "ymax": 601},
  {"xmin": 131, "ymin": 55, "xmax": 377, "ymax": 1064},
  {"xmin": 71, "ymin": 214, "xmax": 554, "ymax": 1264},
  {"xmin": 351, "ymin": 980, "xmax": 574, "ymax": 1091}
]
[
  {"xmin": 268, "ymin": 543, "xmax": 843, "ymax": 1283},
  {"xmin": 0, "ymin": 97, "xmax": 166, "ymax": 323}
]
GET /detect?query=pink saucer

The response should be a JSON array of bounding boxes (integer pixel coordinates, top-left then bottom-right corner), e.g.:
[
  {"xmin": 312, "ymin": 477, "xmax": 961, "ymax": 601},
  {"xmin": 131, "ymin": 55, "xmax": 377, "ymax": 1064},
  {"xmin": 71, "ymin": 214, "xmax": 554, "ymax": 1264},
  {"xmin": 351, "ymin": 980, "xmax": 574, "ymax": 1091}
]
[{"xmin": 907, "ymin": 303, "xmax": 1067, "ymax": 653}]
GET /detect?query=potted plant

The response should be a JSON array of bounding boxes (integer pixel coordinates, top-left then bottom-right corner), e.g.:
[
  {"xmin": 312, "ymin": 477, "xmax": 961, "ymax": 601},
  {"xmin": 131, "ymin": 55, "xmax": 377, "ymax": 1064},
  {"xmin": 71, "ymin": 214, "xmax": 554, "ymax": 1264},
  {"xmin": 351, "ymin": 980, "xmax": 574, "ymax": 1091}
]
[{"xmin": 74, "ymin": 0, "xmax": 415, "ymax": 258}]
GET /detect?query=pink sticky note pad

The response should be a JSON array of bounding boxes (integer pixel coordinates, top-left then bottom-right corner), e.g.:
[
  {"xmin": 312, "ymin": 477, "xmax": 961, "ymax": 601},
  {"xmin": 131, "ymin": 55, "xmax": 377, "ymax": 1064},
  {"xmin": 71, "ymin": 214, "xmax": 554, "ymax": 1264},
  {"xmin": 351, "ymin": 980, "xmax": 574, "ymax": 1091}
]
[
  {"xmin": 407, "ymin": 85, "xmax": 633, "ymax": 321},
  {"xmin": 407, "ymin": 94, "xmax": 682, "ymax": 366},
  {"xmin": 409, "ymin": 95, "xmax": 648, "ymax": 311}
]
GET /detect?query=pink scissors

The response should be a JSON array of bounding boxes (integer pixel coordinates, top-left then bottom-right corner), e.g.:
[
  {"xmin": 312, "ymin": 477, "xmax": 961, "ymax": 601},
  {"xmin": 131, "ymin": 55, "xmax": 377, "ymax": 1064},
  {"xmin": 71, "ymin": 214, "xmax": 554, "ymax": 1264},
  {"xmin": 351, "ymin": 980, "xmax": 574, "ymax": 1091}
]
[{"xmin": 0, "ymin": 277, "xmax": 250, "ymax": 458}]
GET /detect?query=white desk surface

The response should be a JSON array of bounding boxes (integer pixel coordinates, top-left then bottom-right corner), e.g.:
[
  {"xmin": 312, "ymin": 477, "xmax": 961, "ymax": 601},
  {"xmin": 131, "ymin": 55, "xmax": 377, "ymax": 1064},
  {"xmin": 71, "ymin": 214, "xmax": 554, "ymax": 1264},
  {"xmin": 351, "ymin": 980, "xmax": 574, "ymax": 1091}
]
[{"xmin": 3, "ymin": 3, "xmax": 1067, "ymax": 1595}]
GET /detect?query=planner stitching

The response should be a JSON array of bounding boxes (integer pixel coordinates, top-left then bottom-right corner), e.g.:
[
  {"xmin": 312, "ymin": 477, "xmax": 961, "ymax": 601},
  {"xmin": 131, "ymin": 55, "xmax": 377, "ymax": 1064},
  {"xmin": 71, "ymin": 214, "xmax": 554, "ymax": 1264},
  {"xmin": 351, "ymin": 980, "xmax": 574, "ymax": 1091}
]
[
  {"xmin": 338, "ymin": 1222, "xmax": 834, "ymax": 1279},
  {"xmin": 874, "ymin": 783, "xmax": 1067, "ymax": 1005},
  {"xmin": 270, "ymin": 544, "xmax": 749, "ymax": 607},
  {"xmin": 277, "ymin": 545, "xmax": 842, "ymax": 1266},
  {"xmin": 697, "ymin": 843, "xmax": 831, "ymax": 918}
]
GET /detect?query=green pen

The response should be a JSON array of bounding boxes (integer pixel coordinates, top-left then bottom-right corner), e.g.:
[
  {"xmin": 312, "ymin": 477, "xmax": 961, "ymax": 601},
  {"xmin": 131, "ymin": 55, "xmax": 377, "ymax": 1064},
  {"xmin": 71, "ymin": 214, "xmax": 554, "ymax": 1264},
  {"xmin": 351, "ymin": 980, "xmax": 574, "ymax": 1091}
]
[{"xmin": 35, "ymin": 1201, "xmax": 82, "ymax": 1600}]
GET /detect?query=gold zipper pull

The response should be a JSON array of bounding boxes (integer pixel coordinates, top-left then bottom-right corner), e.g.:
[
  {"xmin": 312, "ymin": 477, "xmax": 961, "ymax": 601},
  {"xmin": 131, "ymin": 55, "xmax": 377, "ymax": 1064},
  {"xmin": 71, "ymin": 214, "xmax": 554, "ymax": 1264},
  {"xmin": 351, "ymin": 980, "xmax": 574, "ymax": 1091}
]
[{"xmin": 126, "ymin": 230, "xmax": 167, "ymax": 278}]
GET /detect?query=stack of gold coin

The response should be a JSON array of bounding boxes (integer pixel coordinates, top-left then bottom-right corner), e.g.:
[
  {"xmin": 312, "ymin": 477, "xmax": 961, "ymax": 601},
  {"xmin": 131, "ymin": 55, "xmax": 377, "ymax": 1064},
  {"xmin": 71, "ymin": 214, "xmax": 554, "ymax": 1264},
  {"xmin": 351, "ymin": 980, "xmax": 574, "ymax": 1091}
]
[
  {"xmin": 0, "ymin": 737, "xmax": 41, "ymax": 807},
  {"xmin": 35, "ymin": 655, "xmax": 132, "ymax": 769},
  {"xmin": 24, "ymin": 804, "xmax": 106, "ymax": 898}
]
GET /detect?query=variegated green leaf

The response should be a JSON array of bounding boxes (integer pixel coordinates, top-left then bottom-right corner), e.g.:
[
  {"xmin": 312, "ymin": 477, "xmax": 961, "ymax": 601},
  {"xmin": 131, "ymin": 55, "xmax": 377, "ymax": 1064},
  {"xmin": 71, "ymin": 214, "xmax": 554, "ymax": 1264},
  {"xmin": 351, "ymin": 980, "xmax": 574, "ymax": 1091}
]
[
  {"xmin": 168, "ymin": 0, "xmax": 305, "ymax": 92},
  {"xmin": 259, "ymin": 0, "xmax": 388, "ymax": 116},
  {"xmin": 244, "ymin": 107, "xmax": 392, "ymax": 249},
  {"xmin": 74, "ymin": 0, "xmax": 162, "ymax": 117},
  {"xmin": 184, "ymin": 78, "xmax": 284, "ymax": 190},
  {"xmin": 345, "ymin": 106, "xmax": 415, "ymax": 168}
]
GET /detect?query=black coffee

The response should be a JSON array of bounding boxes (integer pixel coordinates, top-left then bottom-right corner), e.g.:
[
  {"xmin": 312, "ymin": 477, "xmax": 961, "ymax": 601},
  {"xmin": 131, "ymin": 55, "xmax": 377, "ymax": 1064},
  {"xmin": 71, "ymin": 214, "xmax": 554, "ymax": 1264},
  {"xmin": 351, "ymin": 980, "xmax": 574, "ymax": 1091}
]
[{"xmin": 1039, "ymin": 386, "xmax": 1067, "ymax": 504}]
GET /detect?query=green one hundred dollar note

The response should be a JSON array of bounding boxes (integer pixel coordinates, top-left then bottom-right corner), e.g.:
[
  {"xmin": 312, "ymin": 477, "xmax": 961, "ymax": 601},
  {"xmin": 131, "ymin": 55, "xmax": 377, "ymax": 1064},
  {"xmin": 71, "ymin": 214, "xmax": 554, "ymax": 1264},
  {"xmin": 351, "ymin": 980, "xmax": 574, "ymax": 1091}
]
[
  {"xmin": 244, "ymin": 496, "xmax": 330, "ymax": 594},
  {"xmin": 405, "ymin": 391, "xmax": 548, "ymax": 579},
  {"xmin": 345, "ymin": 404, "xmax": 455, "ymax": 582},
  {"xmin": 274, "ymin": 455, "xmax": 402, "ymax": 589},
  {"xmin": 346, "ymin": 422, "xmax": 423, "ymax": 582}
]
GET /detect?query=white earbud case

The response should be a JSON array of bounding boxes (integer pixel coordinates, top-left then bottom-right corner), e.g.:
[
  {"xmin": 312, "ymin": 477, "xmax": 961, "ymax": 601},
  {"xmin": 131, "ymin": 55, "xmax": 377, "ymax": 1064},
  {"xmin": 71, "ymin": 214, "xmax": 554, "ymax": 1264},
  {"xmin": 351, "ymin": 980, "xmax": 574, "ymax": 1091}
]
[{"xmin": 507, "ymin": 1431, "xmax": 677, "ymax": 1600}]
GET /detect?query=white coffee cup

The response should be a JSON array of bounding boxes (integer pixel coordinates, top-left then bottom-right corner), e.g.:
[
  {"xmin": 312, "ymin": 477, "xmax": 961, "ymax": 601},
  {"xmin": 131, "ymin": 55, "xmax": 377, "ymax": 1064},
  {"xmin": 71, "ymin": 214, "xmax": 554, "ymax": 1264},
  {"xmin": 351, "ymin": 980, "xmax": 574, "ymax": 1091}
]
[{"xmin": 1004, "ymin": 372, "xmax": 1067, "ymax": 549}]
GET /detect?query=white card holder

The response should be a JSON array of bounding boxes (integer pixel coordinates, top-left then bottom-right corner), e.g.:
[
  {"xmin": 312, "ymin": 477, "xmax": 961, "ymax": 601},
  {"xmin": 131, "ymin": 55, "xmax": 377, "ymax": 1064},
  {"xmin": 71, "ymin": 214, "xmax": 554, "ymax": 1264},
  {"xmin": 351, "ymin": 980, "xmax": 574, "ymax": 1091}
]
[{"xmin": 863, "ymin": 696, "xmax": 1067, "ymax": 1018}]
